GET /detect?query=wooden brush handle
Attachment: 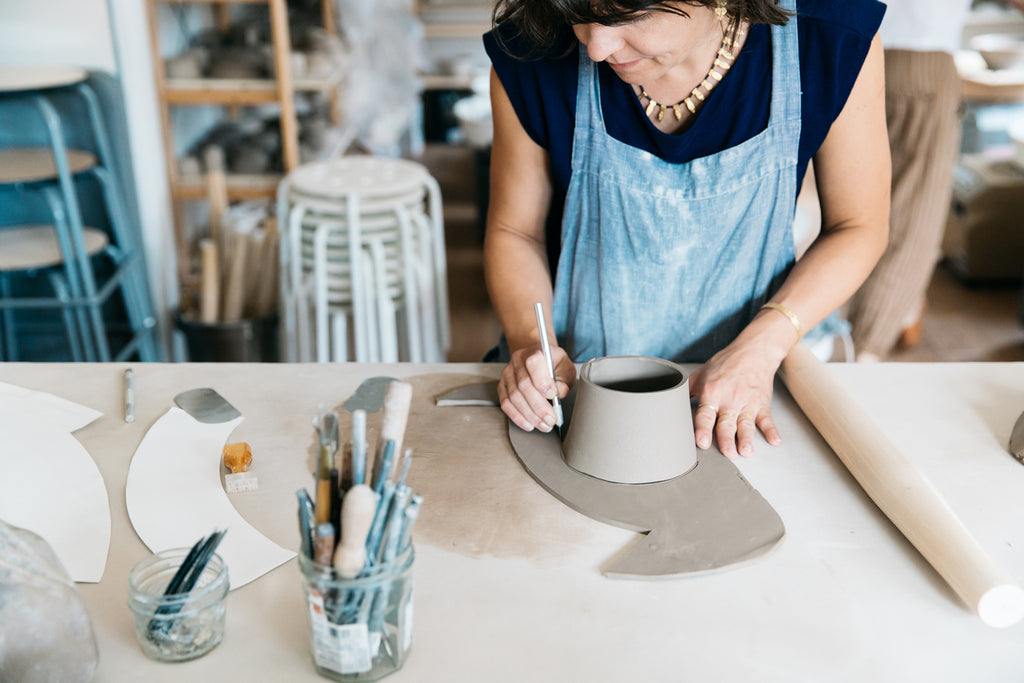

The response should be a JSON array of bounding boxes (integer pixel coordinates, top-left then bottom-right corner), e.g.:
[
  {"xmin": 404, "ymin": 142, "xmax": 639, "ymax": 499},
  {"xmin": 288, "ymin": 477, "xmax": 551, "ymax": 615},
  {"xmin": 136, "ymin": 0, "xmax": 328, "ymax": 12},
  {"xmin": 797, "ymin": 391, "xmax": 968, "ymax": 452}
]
[
  {"xmin": 780, "ymin": 343, "xmax": 1024, "ymax": 628},
  {"xmin": 373, "ymin": 382, "xmax": 413, "ymax": 485},
  {"xmin": 334, "ymin": 484, "xmax": 376, "ymax": 578}
]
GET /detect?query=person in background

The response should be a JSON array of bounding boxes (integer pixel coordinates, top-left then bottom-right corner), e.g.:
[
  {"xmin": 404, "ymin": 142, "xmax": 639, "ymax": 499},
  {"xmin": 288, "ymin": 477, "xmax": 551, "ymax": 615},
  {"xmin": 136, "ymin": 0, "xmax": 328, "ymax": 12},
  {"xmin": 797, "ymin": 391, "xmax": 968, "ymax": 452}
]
[
  {"xmin": 483, "ymin": 0, "xmax": 890, "ymax": 458},
  {"xmin": 847, "ymin": 0, "xmax": 1024, "ymax": 362}
]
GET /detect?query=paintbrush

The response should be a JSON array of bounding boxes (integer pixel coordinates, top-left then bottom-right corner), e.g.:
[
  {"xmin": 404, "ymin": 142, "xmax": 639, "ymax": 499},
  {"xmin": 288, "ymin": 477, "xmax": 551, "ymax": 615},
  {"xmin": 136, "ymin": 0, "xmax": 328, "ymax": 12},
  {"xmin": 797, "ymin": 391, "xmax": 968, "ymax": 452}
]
[
  {"xmin": 314, "ymin": 411, "xmax": 339, "ymax": 526},
  {"xmin": 148, "ymin": 529, "xmax": 227, "ymax": 638}
]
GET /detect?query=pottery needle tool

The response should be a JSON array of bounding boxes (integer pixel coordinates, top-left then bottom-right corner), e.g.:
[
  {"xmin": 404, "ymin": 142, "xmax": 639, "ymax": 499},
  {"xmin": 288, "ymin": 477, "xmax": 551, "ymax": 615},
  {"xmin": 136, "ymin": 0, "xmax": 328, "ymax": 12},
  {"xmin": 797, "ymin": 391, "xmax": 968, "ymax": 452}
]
[
  {"xmin": 296, "ymin": 489, "xmax": 315, "ymax": 558},
  {"xmin": 395, "ymin": 448, "xmax": 413, "ymax": 488},
  {"xmin": 123, "ymin": 368, "xmax": 135, "ymax": 423},
  {"xmin": 352, "ymin": 409, "xmax": 367, "ymax": 485},
  {"xmin": 374, "ymin": 441, "xmax": 395, "ymax": 497},
  {"xmin": 366, "ymin": 480, "xmax": 396, "ymax": 564},
  {"xmin": 398, "ymin": 495, "xmax": 422, "ymax": 554},
  {"xmin": 368, "ymin": 485, "xmax": 412, "ymax": 635},
  {"xmin": 533, "ymin": 302, "xmax": 563, "ymax": 428}
]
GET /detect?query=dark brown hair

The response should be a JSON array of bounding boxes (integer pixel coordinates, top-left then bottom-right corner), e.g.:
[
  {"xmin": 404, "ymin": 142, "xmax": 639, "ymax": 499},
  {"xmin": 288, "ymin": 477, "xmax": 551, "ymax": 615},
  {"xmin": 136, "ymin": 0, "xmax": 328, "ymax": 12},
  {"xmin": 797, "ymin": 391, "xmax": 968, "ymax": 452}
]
[{"xmin": 492, "ymin": 0, "xmax": 792, "ymax": 58}]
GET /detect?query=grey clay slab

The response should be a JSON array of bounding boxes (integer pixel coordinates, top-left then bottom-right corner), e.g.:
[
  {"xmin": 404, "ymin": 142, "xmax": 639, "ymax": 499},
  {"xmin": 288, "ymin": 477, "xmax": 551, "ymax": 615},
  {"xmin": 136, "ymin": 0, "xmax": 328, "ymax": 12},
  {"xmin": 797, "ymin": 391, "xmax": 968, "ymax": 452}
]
[{"xmin": 438, "ymin": 381, "xmax": 786, "ymax": 579}]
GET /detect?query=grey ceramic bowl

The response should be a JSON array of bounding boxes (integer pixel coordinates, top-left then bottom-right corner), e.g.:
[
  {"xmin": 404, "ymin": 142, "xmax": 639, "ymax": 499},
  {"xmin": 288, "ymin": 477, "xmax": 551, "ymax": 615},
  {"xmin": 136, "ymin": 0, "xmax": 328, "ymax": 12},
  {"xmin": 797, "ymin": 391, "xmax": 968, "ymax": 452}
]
[{"xmin": 970, "ymin": 33, "xmax": 1024, "ymax": 71}]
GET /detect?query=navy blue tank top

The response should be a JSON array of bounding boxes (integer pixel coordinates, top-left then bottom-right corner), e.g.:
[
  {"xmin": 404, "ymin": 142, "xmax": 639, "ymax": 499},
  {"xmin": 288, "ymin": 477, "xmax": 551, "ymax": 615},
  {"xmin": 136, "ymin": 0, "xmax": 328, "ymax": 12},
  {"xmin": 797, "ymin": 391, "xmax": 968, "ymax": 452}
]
[{"xmin": 484, "ymin": 0, "xmax": 885, "ymax": 267}]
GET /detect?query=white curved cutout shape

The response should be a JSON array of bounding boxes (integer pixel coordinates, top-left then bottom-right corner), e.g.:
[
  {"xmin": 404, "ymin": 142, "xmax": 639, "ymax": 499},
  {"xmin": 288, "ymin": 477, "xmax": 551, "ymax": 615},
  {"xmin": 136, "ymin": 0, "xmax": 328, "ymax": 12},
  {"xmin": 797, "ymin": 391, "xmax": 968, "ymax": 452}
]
[
  {"xmin": 0, "ymin": 382, "xmax": 108, "ymax": 582},
  {"xmin": 126, "ymin": 407, "xmax": 294, "ymax": 589}
]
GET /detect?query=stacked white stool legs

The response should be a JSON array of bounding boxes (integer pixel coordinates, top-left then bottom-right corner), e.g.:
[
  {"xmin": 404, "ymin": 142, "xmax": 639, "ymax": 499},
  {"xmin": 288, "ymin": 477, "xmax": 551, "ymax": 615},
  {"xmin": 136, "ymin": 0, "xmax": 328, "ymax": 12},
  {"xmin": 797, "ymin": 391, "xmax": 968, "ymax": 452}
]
[{"xmin": 278, "ymin": 156, "xmax": 449, "ymax": 362}]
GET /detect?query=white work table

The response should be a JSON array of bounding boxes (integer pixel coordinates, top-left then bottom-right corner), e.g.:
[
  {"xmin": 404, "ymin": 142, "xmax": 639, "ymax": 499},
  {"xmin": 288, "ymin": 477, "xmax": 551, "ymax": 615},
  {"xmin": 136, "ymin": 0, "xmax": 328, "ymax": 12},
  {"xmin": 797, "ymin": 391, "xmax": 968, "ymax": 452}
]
[{"xmin": 3, "ymin": 361, "xmax": 1023, "ymax": 682}]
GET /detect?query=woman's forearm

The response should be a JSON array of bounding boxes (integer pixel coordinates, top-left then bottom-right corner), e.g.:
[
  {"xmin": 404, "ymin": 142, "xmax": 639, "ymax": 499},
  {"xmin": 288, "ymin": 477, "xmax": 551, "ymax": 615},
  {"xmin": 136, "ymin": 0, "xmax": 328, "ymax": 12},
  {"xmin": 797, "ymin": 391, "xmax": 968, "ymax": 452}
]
[{"xmin": 484, "ymin": 225, "xmax": 556, "ymax": 350}]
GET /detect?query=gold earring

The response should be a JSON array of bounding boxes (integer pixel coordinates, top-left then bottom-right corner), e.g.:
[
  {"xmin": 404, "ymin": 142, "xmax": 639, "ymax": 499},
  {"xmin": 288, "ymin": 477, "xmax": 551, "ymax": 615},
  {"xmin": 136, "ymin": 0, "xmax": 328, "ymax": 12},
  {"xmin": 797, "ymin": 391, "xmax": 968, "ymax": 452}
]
[{"xmin": 714, "ymin": 0, "xmax": 728, "ymax": 20}]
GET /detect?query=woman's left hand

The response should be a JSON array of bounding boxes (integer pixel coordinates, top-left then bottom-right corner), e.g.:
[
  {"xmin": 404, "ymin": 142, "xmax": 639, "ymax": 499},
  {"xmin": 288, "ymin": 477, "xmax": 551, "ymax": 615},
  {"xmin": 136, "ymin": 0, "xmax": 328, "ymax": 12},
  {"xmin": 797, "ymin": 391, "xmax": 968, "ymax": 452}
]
[{"xmin": 688, "ymin": 330, "xmax": 789, "ymax": 459}]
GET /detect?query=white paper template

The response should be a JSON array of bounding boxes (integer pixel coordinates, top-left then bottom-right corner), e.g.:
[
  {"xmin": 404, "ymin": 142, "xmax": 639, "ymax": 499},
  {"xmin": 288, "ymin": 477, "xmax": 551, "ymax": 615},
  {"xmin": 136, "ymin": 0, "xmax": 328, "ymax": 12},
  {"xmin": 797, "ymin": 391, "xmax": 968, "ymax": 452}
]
[
  {"xmin": 0, "ymin": 381, "xmax": 109, "ymax": 582},
  {"xmin": 125, "ymin": 406, "xmax": 295, "ymax": 589}
]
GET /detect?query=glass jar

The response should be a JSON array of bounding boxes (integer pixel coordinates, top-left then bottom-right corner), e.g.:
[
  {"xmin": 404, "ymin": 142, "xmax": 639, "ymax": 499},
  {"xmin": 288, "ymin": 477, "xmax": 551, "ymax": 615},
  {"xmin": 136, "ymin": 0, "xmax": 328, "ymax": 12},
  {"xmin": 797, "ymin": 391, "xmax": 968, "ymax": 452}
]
[
  {"xmin": 127, "ymin": 548, "xmax": 229, "ymax": 662},
  {"xmin": 298, "ymin": 546, "xmax": 415, "ymax": 681}
]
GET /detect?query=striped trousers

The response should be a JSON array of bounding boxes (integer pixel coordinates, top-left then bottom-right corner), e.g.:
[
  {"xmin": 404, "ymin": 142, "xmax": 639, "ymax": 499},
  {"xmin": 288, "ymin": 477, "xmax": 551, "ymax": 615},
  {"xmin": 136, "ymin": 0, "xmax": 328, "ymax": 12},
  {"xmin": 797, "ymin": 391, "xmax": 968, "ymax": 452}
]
[{"xmin": 847, "ymin": 49, "xmax": 963, "ymax": 357}]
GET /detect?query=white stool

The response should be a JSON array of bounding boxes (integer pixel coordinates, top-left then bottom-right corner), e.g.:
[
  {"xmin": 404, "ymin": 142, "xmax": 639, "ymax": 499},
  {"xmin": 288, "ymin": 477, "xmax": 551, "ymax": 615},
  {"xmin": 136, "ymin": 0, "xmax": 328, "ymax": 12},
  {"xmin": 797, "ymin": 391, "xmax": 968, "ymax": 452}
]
[{"xmin": 278, "ymin": 155, "xmax": 449, "ymax": 362}]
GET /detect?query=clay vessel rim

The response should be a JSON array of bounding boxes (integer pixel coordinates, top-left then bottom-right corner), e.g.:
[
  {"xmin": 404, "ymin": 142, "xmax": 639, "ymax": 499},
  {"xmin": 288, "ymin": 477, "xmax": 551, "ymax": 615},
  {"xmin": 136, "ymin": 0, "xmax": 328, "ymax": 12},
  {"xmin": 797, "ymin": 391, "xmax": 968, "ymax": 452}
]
[{"xmin": 579, "ymin": 355, "xmax": 687, "ymax": 395}]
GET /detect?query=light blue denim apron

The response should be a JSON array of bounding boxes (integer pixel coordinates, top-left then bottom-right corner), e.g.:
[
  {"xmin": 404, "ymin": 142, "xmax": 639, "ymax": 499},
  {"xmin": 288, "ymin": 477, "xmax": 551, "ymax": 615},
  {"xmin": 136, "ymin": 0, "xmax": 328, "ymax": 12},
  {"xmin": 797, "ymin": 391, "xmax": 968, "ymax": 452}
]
[{"xmin": 552, "ymin": 0, "xmax": 803, "ymax": 363}]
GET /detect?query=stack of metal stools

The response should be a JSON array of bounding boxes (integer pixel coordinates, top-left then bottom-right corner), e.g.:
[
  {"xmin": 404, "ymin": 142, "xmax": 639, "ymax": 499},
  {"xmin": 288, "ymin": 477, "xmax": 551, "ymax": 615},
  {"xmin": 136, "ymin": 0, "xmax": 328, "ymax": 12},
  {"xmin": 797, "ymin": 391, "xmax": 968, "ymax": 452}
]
[
  {"xmin": 0, "ymin": 65, "xmax": 158, "ymax": 361},
  {"xmin": 277, "ymin": 156, "xmax": 450, "ymax": 362}
]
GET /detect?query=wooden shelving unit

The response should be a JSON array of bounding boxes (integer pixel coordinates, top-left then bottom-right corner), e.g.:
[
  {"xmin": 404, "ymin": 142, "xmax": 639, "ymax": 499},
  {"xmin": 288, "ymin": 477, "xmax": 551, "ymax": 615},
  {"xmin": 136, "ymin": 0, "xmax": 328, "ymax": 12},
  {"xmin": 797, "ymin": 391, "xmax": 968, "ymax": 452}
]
[{"xmin": 146, "ymin": 0, "xmax": 337, "ymax": 291}]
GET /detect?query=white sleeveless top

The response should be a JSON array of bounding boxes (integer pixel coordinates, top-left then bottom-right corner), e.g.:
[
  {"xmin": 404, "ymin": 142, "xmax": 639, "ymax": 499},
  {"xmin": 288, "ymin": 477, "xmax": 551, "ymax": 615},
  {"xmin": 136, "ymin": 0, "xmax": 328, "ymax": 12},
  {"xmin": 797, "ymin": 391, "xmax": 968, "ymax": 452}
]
[{"xmin": 879, "ymin": 0, "xmax": 972, "ymax": 54}]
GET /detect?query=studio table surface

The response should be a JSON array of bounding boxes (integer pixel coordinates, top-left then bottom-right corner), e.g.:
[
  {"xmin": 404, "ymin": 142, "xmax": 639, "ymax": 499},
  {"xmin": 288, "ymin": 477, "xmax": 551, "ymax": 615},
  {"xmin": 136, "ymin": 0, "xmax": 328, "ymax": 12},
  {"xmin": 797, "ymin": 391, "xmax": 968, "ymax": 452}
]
[{"xmin": 4, "ymin": 361, "xmax": 1024, "ymax": 682}]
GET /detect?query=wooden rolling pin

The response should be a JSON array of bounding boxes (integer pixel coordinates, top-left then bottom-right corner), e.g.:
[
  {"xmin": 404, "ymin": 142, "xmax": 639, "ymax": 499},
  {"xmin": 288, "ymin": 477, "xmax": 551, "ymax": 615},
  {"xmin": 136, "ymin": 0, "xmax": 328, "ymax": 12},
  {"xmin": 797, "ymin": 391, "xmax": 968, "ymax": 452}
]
[{"xmin": 780, "ymin": 342, "xmax": 1024, "ymax": 628}]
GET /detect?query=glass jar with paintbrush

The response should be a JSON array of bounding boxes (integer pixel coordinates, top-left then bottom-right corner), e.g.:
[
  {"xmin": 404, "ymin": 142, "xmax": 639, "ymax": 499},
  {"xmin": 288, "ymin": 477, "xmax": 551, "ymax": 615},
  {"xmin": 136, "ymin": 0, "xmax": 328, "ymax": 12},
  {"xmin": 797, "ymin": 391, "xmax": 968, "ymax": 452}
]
[
  {"xmin": 127, "ymin": 529, "xmax": 229, "ymax": 662},
  {"xmin": 298, "ymin": 382, "xmax": 421, "ymax": 681}
]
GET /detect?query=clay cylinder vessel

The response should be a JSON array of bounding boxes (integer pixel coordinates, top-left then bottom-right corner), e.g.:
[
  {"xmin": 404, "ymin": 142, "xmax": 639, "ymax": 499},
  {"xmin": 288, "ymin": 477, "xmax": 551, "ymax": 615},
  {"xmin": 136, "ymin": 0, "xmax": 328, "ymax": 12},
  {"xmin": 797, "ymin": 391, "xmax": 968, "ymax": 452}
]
[{"xmin": 563, "ymin": 356, "xmax": 696, "ymax": 484}]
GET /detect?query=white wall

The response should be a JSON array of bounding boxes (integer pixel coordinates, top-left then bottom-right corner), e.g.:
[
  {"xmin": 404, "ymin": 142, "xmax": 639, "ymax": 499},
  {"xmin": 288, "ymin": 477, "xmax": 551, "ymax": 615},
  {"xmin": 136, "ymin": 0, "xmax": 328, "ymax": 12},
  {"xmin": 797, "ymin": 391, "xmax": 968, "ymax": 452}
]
[{"xmin": 0, "ymin": 0, "xmax": 115, "ymax": 70}]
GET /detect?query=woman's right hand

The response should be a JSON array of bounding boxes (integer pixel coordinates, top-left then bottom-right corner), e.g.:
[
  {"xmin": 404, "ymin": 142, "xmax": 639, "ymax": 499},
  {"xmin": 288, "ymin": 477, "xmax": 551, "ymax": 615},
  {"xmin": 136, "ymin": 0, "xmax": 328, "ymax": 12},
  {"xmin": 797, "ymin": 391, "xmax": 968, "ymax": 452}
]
[{"xmin": 497, "ymin": 343, "xmax": 575, "ymax": 433}]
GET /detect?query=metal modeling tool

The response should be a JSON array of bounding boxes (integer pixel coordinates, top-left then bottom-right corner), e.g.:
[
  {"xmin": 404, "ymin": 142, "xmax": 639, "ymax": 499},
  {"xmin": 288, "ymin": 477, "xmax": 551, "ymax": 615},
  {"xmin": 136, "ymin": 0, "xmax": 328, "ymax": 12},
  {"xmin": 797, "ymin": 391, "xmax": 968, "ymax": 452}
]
[
  {"xmin": 533, "ymin": 302, "xmax": 563, "ymax": 429},
  {"xmin": 1008, "ymin": 410, "xmax": 1024, "ymax": 463},
  {"xmin": 123, "ymin": 368, "xmax": 135, "ymax": 423},
  {"xmin": 173, "ymin": 388, "xmax": 241, "ymax": 424}
]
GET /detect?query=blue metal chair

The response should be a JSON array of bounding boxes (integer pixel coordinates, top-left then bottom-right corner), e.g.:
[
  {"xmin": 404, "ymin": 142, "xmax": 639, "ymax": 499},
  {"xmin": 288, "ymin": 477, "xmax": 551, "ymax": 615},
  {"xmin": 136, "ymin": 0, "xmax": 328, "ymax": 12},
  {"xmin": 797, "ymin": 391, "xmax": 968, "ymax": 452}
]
[{"xmin": 0, "ymin": 66, "xmax": 159, "ymax": 361}]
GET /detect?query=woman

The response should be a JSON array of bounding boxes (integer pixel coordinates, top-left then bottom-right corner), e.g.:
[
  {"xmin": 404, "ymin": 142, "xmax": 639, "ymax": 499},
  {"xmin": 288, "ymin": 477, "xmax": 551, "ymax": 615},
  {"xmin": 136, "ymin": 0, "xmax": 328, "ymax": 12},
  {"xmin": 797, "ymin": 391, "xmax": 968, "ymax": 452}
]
[{"xmin": 484, "ymin": 0, "xmax": 890, "ymax": 458}]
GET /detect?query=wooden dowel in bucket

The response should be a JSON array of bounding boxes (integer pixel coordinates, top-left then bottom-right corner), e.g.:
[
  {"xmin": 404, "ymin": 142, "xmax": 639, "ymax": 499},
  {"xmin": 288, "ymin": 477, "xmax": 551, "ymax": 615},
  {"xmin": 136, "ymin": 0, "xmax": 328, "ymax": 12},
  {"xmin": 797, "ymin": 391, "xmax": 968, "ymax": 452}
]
[
  {"xmin": 198, "ymin": 238, "xmax": 220, "ymax": 323},
  {"xmin": 220, "ymin": 233, "xmax": 248, "ymax": 323}
]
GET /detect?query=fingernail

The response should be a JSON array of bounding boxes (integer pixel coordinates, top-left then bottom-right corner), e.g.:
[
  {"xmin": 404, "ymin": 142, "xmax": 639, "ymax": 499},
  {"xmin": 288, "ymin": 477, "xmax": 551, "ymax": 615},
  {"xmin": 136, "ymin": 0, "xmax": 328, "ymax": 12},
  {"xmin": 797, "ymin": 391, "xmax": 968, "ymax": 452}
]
[
  {"xmin": 697, "ymin": 436, "xmax": 710, "ymax": 449},
  {"xmin": 538, "ymin": 422, "xmax": 551, "ymax": 433},
  {"xmin": 543, "ymin": 414, "xmax": 555, "ymax": 426}
]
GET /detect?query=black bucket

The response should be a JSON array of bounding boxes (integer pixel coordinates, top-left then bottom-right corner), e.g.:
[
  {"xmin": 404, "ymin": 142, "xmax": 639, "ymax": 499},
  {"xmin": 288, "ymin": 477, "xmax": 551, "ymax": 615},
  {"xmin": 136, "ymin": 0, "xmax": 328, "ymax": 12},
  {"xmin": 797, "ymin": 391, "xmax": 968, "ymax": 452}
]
[{"xmin": 175, "ymin": 312, "xmax": 279, "ymax": 362}]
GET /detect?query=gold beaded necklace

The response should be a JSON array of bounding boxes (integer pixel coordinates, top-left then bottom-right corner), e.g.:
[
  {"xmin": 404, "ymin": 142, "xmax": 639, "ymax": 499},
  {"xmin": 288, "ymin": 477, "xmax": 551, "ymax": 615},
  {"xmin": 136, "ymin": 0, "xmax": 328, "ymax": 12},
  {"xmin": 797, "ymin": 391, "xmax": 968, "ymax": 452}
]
[{"xmin": 637, "ymin": 19, "xmax": 745, "ymax": 122}]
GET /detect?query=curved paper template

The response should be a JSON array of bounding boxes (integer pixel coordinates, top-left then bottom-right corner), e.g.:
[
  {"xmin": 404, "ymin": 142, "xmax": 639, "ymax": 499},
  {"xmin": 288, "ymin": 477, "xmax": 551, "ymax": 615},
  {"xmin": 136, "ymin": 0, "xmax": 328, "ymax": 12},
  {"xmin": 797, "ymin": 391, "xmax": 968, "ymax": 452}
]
[
  {"xmin": 438, "ymin": 381, "xmax": 785, "ymax": 579},
  {"xmin": 0, "ymin": 382, "xmax": 109, "ymax": 583},
  {"xmin": 126, "ymin": 407, "xmax": 295, "ymax": 589}
]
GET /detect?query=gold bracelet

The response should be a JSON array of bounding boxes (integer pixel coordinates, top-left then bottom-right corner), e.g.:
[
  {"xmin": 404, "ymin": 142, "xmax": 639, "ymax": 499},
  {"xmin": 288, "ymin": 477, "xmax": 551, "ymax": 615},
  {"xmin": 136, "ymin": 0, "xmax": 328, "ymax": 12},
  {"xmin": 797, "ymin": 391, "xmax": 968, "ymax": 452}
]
[{"xmin": 760, "ymin": 302, "xmax": 803, "ymax": 338}]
